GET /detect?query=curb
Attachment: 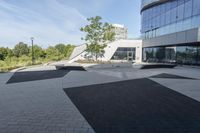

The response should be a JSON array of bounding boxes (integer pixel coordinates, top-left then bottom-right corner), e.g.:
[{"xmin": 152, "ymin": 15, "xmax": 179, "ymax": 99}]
[
  {"xmin": 85, "ymin": 63, "xmax": 133, "ymax": 70},
  {"xmin": 10, "ymin": 67, "xmax": 26, "ymax": 73}
]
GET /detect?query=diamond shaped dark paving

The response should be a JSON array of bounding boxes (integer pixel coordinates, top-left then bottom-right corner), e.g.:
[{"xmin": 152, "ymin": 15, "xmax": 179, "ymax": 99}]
[
  {"xmin": 150, "ymin": 73, "xmax": 197, "ymax": 80},
  {"xmin": 7, "ymin": 70, "xmax": 69, "ymax": 84},
  {"xmin": 64, "ymin": 78, "xmax": 200, "ymax": 133}
]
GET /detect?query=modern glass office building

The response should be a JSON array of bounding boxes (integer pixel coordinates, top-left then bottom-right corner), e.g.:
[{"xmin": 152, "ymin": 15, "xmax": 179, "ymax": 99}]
[{"xmin": 141, "ymin": 0, "xmax": 200, "ymax": 65}]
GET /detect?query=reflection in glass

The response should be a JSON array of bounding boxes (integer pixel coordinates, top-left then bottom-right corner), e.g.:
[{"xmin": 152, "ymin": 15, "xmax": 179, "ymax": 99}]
[
  {"xmin": 197, "ymin": 47, "xmax": 200, "ymax": 65},
  {"xmin": 165, "ymin": 47, "xmax": 176, "ymax": 63},
  {"xmin": 111, "ymin": 47, "xmax": 136, "ymax": 61},
  {"xmin": 176, "ymin": 46, "xmax": 187, "ymax": 64},
  {"xmin": 143, "ymin": 45, "xmax": 200, "ymax": 65},
  {"xmin": 141, "ymin": 0, "xmax": 200, "ymax": 39},
  {"xmin": 185, "ymin": 46, "xmax": 197, "ymax": 65}
]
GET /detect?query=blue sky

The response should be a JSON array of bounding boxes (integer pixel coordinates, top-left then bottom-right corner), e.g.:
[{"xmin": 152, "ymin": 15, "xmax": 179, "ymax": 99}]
[{"xmin": 0, "ymin": 0, "xmax": 141, "ymax": 48}]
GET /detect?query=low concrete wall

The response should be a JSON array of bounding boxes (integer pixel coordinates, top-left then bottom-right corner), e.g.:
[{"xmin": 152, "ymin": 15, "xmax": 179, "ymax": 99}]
[{"xmin": 86, "ymin": 63, "xmax": 133, "ymax": 69}]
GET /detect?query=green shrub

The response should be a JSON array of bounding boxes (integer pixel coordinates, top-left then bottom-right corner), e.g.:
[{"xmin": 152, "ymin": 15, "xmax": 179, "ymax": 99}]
[{"xmin": 0, "ymin": 43, "xmax": 75, "ymax": 72}]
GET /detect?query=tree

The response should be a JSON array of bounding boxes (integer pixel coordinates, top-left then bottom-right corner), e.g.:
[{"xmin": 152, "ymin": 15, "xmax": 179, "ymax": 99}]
[
  {"xmin": 29, "ymin": 45, "xmax": 46, "ymax": 59},
  {"xmin": 13, "ymin": 42, "xmax": 29, "ymax": 57},
  {"xmin": 80, "ymin": 16, "xmax": 115, "ymax": 61},
  {"xmin": 6, "ymin": 48, "xmax": 14, "ymax": 62},
  {"xmin": 65, "ymin": 44, "xmax": 75, "ymax": 58},
  {"xmin": 0, "ymin": 47, "xmax": 9, "ymax": 60},
  {"xmin": 55, "ymin": 44, "xmax": 66, "ymax": 55},
  {"xmin": 103, "ymin": 25, "xmax": 116, "ymax": 42},
  {"xmin": 46, "ymin": 46, "xmax": 60, "ymax": 60},
  {"xmin": 55, "ymin": 44, "xmax": 75, "ymax": 59}
]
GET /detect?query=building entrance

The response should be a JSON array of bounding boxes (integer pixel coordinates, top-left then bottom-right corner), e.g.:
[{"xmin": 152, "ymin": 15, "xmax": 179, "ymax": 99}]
[{"xmin": 127, "ymin": 51, "xmax": 134, "ymax": 62}]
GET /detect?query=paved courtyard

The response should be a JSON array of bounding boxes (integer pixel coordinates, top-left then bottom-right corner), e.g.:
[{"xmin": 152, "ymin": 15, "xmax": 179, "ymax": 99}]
[{"xmin": 0, "ymin": 65, "xmax": 200, "ymax": 133}]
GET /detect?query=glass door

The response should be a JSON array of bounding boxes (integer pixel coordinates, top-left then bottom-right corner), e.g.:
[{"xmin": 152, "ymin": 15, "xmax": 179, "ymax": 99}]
[{"xmin": 127, "ymin": 51, "xmax": 134, "ymax": 62}]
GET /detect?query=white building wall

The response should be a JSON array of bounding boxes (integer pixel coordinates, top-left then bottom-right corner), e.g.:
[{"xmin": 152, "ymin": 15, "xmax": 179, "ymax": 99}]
[
  {"xmin": 68, "ymin": 44, "xmax": 86, "ymax": 63},
  {"xmin": 68, "ymin": 40, "xmax": 142, "ymax": 63}
]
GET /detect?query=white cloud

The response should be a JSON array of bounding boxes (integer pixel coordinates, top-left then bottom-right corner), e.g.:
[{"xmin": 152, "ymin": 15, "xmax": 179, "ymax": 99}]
[{"xmin": 0, "ymin": 0, "xmax": 88, "ymax": 48}]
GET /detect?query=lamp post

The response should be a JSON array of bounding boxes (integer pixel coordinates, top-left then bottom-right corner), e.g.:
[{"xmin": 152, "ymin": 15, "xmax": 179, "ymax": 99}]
[{"xmin": 31, "ymin": 37, "xmax": 34, "ymax": 65}]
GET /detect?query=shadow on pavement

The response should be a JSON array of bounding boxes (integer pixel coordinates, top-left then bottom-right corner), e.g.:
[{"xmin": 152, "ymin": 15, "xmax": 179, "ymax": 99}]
[
  {"xmin": 7, "ymin": 66, "xmax": 86, "ymax": 84},
  {"xmin": 150, "ymin": 73, "xmax": 198, "ymax": 80},
  {"xmin": 64, "ymin": 78, "xmax": 200, "ymax": 133},
  {"xmin": 7, "ymin": 70, "xmax": 69, "ymax": 84}
]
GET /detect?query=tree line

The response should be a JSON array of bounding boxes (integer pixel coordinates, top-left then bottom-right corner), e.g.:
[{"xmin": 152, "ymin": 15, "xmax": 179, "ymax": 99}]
[
  {"xmin": 0, "ymin": 42, "xmax": 75, "ymax": 61},
  {"xmin": 0, "ymin": 42, "xmax": 75, "ymax": 72}
]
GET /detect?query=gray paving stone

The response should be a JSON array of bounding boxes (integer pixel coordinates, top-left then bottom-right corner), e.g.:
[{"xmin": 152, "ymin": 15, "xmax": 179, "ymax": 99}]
[
  {"xmin": 0, "ymin": 73, "xmax": 94, "ymax": 133},
  {"xmin": 1, "ymin": 66, "xmax": 200, "ymax": 133},
  {"xmin": 151, "ymin": 78, "xmax": 200, "ymax": 102}
]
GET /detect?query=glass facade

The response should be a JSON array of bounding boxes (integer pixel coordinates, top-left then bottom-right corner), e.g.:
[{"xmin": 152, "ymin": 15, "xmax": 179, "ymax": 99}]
[
  {"xmin": 141, "ymin": 0, "xmax": 200, "ymax": 39},
  {"xmin": 111, "ymin": 47, "xmax": 136, "ymax": 61},
  {"xmin": 141, "ymin": 0, "xmax": 200, "ymax": 65},
  {"xmin": 143, "ymin": 45, "xmax": 200, "ymax": 65},
  {"xmin": 141, "ymin": 0, "xmax": 160, "ymax": 9}
]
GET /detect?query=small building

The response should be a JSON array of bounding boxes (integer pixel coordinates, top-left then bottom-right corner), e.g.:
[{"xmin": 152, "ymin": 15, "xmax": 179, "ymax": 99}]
[
  {"xmin": 112, "ymin": 24, "xmax": 128, "ymax": 40},
  {"xmin": 68, "ymin": 40, "xmax": 142, "ymax": 63}
]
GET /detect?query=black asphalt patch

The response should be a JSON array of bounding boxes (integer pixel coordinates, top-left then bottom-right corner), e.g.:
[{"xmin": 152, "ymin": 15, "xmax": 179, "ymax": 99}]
[
  {"xmin": 7, "ymin": 70, "xmax": 69, "ymax": 84},
  {"xmin": 150, "ymin": 73, "xmax": 197, "ymax": 80},
  {"xmin": 64, "ymin": 78, "xmax": 200, "ymax": 133}
]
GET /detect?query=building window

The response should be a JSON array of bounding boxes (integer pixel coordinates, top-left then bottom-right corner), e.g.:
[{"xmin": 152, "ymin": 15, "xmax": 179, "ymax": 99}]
[
  {"xmin": 184, "ymin": 0, "xmax": 193, "ymax": 19},
  {"xmin": 143, "ymin": 45, "xmax": 200, "ymax": 65},
  {"xmin": 141, "ymin": 0, "xmax": 200, "ymax": 39},
  {"xmin": 193, "ymin": 0, "xmax": 200, "ymax": 16},
  {"xmin": 111, "ymin": 47, "xmax": 136, "ymax": 61}
]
